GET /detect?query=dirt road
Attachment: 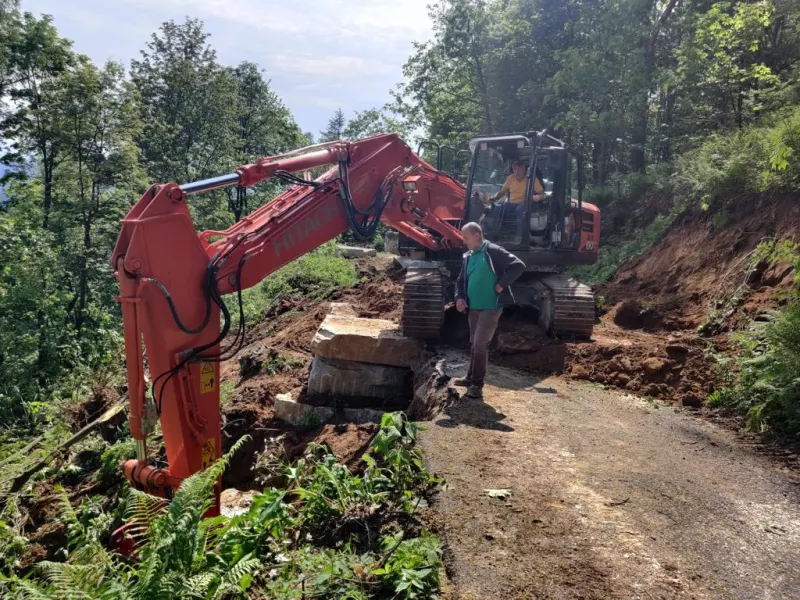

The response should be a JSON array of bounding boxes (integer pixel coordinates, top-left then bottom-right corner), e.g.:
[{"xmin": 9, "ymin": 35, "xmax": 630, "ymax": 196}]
[{"xmin": 420, "ymin": 353, "xmax": 800, "ymax": 599}]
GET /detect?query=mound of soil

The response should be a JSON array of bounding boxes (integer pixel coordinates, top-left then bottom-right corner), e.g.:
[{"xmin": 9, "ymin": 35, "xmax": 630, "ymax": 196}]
[
  {"xmin": 599, "ymin": 194, "xmax": 800, "ymax": 331},
  {"xmin": 565, "ymin": 319, "xmax": 718, "ymax": 407}
]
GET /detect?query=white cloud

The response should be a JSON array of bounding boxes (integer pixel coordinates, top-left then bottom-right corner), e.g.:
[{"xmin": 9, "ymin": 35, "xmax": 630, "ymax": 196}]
[
  {"xmin": 268, "ymin": 54, "xmax": 394, "ymax": 78},
  {"xmin": 130, "ymin": 0, "xmax": 433, "ymax": 41},
  {"xmin": 25, "ymin": 0, "xmax": 435, "ymax": 134}
]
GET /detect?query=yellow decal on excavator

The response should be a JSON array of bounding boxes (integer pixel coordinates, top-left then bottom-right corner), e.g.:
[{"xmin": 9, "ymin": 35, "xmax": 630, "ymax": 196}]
[
  {"xmin": 200, "ymin": 361, "xmax": 216, "ymax": 394},
  {"xmin": 201, "ymin": 437, "xmax": 215, "ymax": 471}
]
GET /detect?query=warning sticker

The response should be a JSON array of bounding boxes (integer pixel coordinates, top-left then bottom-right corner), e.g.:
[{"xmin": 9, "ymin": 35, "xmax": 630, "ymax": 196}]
[
  {"xmin": 200, "ymin": 362, "xmax": 216, "ymax": 394},
  {"xmin": 200, "ymin": 438, "xmax": 216, "ymax": 471}
]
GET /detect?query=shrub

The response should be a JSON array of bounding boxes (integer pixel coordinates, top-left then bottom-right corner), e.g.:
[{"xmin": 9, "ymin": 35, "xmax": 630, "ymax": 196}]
[
  {"xmin": 678, "ymin": 105, "xmax": 800, "ymax": 210},
  {"xmin": 570, "ymin": 212, "xmax": 676, "ymax": 285},
  {"xmin": 709, "ymin": 239, "xmax": 800, "ymax": 436},
  {"xmin": 0, "ymin": 413, "xmax": 443, "ymax": 599},
  {"xmin": 232, "ymin": 242, "xmax": 357, "ymax": 327}
]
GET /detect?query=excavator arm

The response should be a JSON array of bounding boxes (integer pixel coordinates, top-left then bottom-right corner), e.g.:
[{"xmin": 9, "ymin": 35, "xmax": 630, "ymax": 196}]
[{"xmin": 110, "ymin": 133, "xmax": 465, "ymax": 507}]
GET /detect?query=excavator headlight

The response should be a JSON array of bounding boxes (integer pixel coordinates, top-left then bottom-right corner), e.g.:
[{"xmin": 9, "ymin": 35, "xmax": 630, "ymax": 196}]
[{"xmin": 402, "ymin": 175, "xmax": 421, "ymax": 192}]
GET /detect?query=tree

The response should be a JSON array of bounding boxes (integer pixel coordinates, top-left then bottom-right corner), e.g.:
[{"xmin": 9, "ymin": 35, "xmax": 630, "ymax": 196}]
[
  {"xmin": 53, "ymin": 59, "xmax": 143, "ymax": 331},
  {"xmin": 226, "ymin": 61, "xmax": 304, "ymax": 220},
  {"xmin": 319, "ymin": 108, "xmax": 346, "ymax": 142},
  {"xmin": 1, "ymin": 12, "xmax": 75, "ymax": 228},
  {"xmin": 342, "ymin": 108, "xmax": 412, "ymax": 140},
  {"xmin": 677, "ymin": 1, "xmax": 783, "ymax": 131},
  {"xmin": 130, "ymin": 19, "xmax": 238, "ymax": 185}
]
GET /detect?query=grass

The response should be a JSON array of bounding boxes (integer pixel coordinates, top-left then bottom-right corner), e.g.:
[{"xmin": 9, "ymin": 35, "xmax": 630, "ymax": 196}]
[
  {"xmin": 570, "ymin": 212, "xmax": 677, "ymax": 285},
  {"xmin": 219, "ymin": 380, "xmax": 237, "ymax": 405},
  {"xmin": 230, "ymin": 242, "xmax": 357, "ymax": 327}
]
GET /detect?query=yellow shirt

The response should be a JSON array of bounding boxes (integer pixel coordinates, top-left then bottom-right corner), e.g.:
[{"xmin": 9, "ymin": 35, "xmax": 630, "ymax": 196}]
[{"xmin": 503, "ymin": 175, "xmax": 544, "ymax": 205}]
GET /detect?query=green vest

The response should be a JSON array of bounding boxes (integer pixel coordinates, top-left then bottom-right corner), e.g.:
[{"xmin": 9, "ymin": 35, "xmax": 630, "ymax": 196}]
[{"xmin": 467, "ymin": 242, "xmax": 499, "ymax": 310}]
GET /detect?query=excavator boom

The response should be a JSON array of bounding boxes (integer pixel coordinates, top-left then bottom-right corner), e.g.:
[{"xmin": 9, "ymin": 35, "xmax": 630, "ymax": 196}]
[{"xmin": 110, "ymin": 134, "xmax": 465, "ymax": 510}]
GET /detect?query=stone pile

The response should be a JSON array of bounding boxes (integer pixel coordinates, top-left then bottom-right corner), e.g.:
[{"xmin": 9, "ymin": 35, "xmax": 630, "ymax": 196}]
[{"xmin": 275, "ymin": 303, "xmax": 425, "ymax": 426}]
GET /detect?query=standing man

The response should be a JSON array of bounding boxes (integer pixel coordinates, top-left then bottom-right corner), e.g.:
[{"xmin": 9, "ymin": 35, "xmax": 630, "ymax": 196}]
[{"xmin": 454, "ymin": 222, "xmax": 526, "ymax": 399}]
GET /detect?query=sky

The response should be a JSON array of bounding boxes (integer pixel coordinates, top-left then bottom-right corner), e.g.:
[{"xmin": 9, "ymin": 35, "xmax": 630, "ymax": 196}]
[{"xmin": 22, "ymin": 0, "xmax": 434, "ymax": 136}]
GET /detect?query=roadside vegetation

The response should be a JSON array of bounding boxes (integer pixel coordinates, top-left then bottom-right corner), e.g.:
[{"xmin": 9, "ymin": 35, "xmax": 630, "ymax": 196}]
[
  {"xmin": 708, "ymin": 240, "xmax": 800, "ymax": 437},
  {"xmin": 234, "ymin": 242, "xmax": 358, "ymax": 328},
  {"xmin": 0, "ymin": 413, "xmax": 443, "ymax": 599}
]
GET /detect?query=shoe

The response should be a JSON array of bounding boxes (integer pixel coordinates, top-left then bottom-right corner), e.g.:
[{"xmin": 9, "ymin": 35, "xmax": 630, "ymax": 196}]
[
  {"xmin": 465, "ymin": 385, "xmax": 483, "ymax": 400},
  {"xmin": 453, "ymin": 377, "xmax": 472, "ymax": 387}
]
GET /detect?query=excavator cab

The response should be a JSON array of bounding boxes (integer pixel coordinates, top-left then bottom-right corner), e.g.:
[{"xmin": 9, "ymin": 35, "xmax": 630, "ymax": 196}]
[{"xmin": 464, "ymin": 131, "xmax": 583, "ymax": 254}]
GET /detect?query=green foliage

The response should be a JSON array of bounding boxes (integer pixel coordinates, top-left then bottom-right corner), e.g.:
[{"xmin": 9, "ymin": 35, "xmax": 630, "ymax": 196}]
[
  {"xmin": 710, "ymin": 240, "xmax": 800, "ymax": 435},
  {"xmin": 374, "ymin": 532, "xmax": 442, "ymax": 599},
  {"xmin": 678, "ymin": 104, "xmax": 800, "ymax": 209},
  {"xmin": 234, "ymin": 243, "xmax": 357, "ymax": 326},
  {"xmin": 98, "ymin": 437, "xmax": 137, "ymax": 486},
  {"xmin": 261, "ymin": 350, "xmax": 302, "ymax": 377},
  {"xmin": 0, "ymin": 497, "xmax": 27, "ymax": 574},
  {"xmin": 571, "ymin": 213, "xmax": 676, "ymax": 285},
  {"xmin": 0, "ymin": 414, "xmax": 443, "ymax": 599},
  {"xmin": 219, "ymin": 380, "xmax": 237, "ymax": 405},
  {"xmin": 319, "ymin": 108, "xmax": 347, "ymax": 142}
]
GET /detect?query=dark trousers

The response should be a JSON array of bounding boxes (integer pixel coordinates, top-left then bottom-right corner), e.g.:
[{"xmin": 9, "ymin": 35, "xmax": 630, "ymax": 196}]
[{"xmin": 467, "ymin": 309, "xmax": 502, "ymax": 387}]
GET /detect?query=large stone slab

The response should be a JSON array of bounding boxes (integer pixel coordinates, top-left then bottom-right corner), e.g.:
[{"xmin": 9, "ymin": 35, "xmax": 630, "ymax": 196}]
[
  {"xmin": 308, "ymin": 357, "xmax": 411, "ymax": 400},
  {"xmin": 384, "ymin": 231, "xmax": 400, "ymax": 254},
  {"xmin": 312, "ymin": 306, "xmax": 424, "ymax": 368},
  {"xmin": 274, "ymin": 393, "xmax": 385, "ymax": 426},
  {"xmin": 274, "ymin": 393, "xmax": 333, "ymax": 426},
  {"xmin": 336, "ymin": 245, "xmax": 377, "ymax": 259}
]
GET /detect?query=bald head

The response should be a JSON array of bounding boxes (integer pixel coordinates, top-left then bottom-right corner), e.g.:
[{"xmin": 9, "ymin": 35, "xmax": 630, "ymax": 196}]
[{"xmin": 462, "ymin": 222, "xmax": 484, "ymax": 251}]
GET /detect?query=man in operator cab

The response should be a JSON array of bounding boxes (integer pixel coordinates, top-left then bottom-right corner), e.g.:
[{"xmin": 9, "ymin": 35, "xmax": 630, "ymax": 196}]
[
  {"xmin": 486, "ymin": 159, "xmax": 546, "ymax": 215},
  {"xmin": 481, "ymin": 160, "xmax": 546, "ymax": 239}
]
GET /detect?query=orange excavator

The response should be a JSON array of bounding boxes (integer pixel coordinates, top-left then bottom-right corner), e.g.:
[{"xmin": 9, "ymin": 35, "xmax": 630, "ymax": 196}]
[{"xmin": 110, "ymin": 132, "xmax": 600, "ymax": 535}]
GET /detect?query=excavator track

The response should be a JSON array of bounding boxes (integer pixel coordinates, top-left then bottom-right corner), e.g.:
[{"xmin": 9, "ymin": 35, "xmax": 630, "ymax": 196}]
[
  {"xmin": 401, "ymin": 267, "xmax": 445, "ymax": 340},
  {"xmin": 537, "ymin": 274, "xmax": 595, "ymax": 339}
]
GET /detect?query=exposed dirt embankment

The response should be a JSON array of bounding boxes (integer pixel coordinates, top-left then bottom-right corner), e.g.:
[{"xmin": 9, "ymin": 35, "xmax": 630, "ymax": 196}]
[
  {"xmin": 599, "ymin": 194, "xmax": 800, "ymax": 330},
  {"xmin": 562, "ymin": 195, "xmax": 799, "ymax": 407}
]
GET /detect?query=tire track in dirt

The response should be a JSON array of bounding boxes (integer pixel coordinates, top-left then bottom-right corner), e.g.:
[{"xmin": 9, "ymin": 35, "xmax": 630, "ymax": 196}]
[{"xmin": 420, "ymin": 352, "xmax": 800, "ymax": 599}]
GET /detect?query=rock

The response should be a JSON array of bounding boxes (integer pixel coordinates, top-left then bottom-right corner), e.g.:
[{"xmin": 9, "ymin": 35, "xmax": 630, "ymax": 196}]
[
  {"xmin": 336, "ymin": 245, "xmax": 377, "ymax": 259},
  {"xmin": 274, "ymin": 393, "xmax": 386, "ymax": 425},
  {"xmin": 274, "ymin": 393, "xmax": 333, "ymax": 426},
  {"xmin": 307, "ymin": 357, "xmax": 412, "ymax": 400},
  {"xmin": 407, "ymin": 355, "xmax": 458, "ymax": 420},
  {"xmin": 681, "ymin": 394, "xmax": 704, "ymax": 409},
  {"xmin": 642, "ymin": 358, "xmax": 666, "ymax": 374},
  {"xmin": 312, "ymin": 310, "xmax": 424, "ymax": 368},
  {"xmin": 329, "ymin": 302, "xmax": 358, "ymax": 317},
  {"xmin": 614, "ymin": 300, "xmax": 644, "ymax": 329},
  {"xmin": 384, "ymin": 231, "xmax": 400, "ymax": 254},
  {"xmin": 615, "ymin": 373, "xmax": 632, "ymax": 386},
  {"xmin": 644, "ymin": 384, "xmax": 662, "ymax": 397},
  {"xmin": 570, "ymin": 364, "xmax": 590, "ymax": 379},
  {"xmin": 340, "ymin": 407, "xmax": 385, "ymax": 424},
  {"xmin": 220, "ymin": 489, "xmax": 256, "ymax": 517},
  {"xmin": 496, "ymin": 332, "xmax": 543, "ymax": 355},
  {"xmin": 392, "ymin": 256, "xmax": 446, "ymax": 272},
  {"xmin": 625, "ymin": 378, "xmax": 641, "ymax": 391},
  {"xmin": 608, "ymin": 356, "xmax": 634, "ymax": 373}
]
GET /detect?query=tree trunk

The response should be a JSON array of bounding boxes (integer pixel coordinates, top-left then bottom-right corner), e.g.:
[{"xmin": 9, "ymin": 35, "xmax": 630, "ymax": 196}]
[
  {"xmin": 474, "ymin": 56, "xmax": 494, "ymax": 133},
  {"xmin": 42, "ymin": 161, "xmax": 53, "ymax": 229},
  {"xmin": 630, "ymin": 0, "xmax": 681, "ymax": 174},
  {"xmin": 75, "ymin": 216, "xmax": 91, "ymax": 332}
]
